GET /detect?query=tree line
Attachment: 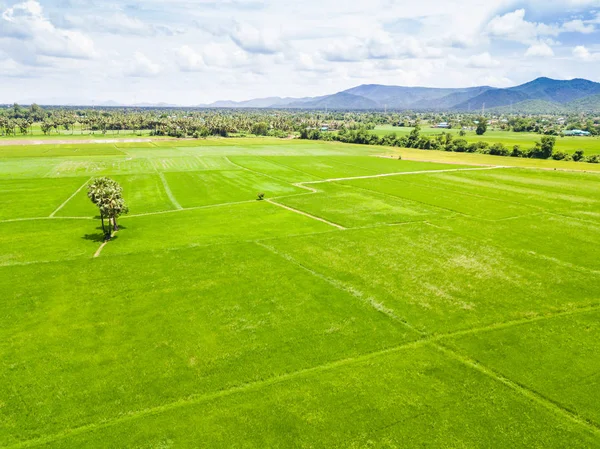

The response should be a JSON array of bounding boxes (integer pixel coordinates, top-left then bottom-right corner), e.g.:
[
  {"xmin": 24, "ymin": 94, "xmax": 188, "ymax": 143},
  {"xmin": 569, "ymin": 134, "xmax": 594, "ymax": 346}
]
[
  {"xmin": 2, "ymin": 103, "xmax": 599, "ymax": 139},
  {"xmin": 300, "ymin": 126, "xmax": 600, "ymax": 164}
]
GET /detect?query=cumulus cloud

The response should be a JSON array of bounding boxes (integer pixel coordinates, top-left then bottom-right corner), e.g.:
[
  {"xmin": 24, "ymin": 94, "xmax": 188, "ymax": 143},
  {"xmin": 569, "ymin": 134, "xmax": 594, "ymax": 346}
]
[
  {"xmin": 573, "ymin": 45, "xmax": 600, "ymax": 61},
  {"xmin": 2, "ymin": 0, "xmax": 600, "ymax": 104},
  {"xmin": 0, "ymin": 0, "xmax": 95, "ymax": 63},
  {"xmin": 126, "ymin": 51, "xmax": 161, "ymax": 77},
  {"xmin": 175, "ymin": 43, "xmax": 249, "ymax": 72},
  {"xmin": 486, "ymin": 9, "xmax": 559, "ymax": 44},
  {"xmin": 229, "ymin": 22, "xmax": 282, "ymax": 54},
  {"xmin": 562, "ymin": 19, "xmax": 595, "ymax": 34},
  {"xmin": 525, "ymin": 42, "xmax": 554, "ymax": 57},
  {"xmin": 466, "ymin": 52, "xmax": 500, "ymax": 68},
  {"xmin": 175, "ymin": 45, "xmax": 205, "ymax": 72},
  {"xmin": 320, "ymin": 33, "xmax": 443, "ymax": 63}
]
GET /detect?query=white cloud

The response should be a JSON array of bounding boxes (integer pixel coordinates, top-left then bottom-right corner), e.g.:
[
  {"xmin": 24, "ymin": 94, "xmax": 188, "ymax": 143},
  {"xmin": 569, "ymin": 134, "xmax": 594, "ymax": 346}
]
[
  {"xmin": 573, "ymin": 45, "xmax": 600, "ymax": 61},
  {"xmin": 0, "ymin": 0, "xmax": 95, "ymax": 61},
  {"xmin": 202, "ymin": 42, "xmax": 249, "ymax": 67},
  {"xmin": 486, "ymin": 9, "xmax": 559, "ymax": 44},
  {"xmin": 126, "ymin": 51, "xmax": 161, "ymax": 77},
  {"xmin": 1, "ymin": 0, "xmax": 600, "ymax": 104},
  {"xmin": 229, "ymin": 22, "xmax": 281, "ymax": 54},
  {"xmin": 466, "ymin": 52, "xmax": 500, "ymax": 68},
  {"xmin": 562, "ymin": 19, "xmax": 595, "ymax": 34},
  {"xmin": 175, "ymin": 43, "xmax": 249, "ymax": 72},
  {"xmin": 175, "ymin": 45, "xmax": 205, "ymax": 72},
  {"xmin": 525, "ymin": 42, "xmax": 554, "ymax": 57}
]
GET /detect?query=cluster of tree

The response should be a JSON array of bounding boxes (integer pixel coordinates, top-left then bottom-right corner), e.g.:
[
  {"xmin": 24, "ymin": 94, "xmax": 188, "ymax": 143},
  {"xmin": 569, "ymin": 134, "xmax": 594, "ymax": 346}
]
[
  {"xmin": 300, "ymin": 126, "xmax": 600, "ymax": 163},
  {"xmin": 2, "ymin": 103, "xmax": 599, "ymax": 140},
  {"xmin": 87, "ymin": 177, "xmax": 129, "ymax": 241}
]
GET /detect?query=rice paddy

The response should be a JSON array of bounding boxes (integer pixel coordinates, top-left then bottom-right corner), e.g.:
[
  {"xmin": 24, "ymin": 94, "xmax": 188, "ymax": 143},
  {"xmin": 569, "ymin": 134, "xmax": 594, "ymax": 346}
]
[{"xmin": 1, "ymin": 137, "xmax": 599, "ymax": 447}]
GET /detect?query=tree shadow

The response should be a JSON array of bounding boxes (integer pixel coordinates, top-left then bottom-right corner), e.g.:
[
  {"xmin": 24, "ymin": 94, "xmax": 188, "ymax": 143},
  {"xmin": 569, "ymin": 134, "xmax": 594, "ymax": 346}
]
[
  {"xmin": 83, "ymin": 233, "xmax": 106, "ymax": 243},
  {"xmin": 82, "ymin": 225, "xmax": 126, "ymax": 243}
]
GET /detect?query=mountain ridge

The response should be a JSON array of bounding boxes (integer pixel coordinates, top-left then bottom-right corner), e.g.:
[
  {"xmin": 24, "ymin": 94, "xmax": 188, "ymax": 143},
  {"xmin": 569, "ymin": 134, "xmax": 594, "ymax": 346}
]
[{"xmin": 203, "ymin": 77, "xmax": 600, "ymax": 111}]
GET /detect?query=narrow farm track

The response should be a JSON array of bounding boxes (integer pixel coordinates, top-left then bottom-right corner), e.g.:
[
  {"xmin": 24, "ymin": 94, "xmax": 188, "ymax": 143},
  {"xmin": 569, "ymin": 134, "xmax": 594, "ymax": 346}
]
[
  {"xmin": 297, "ymin": 165, "xmax": 507, "ymax": 186},
  {"xmin": 224, "ymin": 156, "xmax": 292, "ymax": 185},
  {"xmin": 0, "ymin": 216, "xmax": 94, "ymax": 224},
  {"xmin": 256, "ymin": 242, "xmax": 600, "ymax": 437},
  {"xmin": 265, "ymin": 200, "xmax": 346, "ymax": 230},
  {"xmin": 257, "ymin": 242, "xmax": 416, "ymax": 330},
  {"xmin": 125, "ymin": 200, "xmax": 257, "ymax": 218},
  {"xmin": 156, "ymin": 171, "xmax": 183, "ymax": 210},
  {"xmin": 49, "ymin": 177, "xmax": 92, "ymax": 218},
  {"xmin": 10, "ymin": 301, "xmax": 600, "ymax": 449},
  {"xmin": 433, "ymin": 343, "xmax": 600, "ymax": 436},
  {"xmin": 0, "ymin": 165, "xmax": 507, "ymax": 225}
]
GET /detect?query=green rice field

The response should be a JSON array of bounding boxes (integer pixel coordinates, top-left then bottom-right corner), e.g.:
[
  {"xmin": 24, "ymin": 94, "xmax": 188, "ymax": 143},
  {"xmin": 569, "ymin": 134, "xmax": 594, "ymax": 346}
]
[{"xmin": 1, "ymin": 137, "xmax": 599, "ymax": 447}]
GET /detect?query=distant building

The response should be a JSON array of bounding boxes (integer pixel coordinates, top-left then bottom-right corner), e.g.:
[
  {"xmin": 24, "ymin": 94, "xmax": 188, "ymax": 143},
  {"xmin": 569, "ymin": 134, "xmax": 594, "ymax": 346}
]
[
  {"xmin": 564, "ymin": 129, "xmax": 591, "ymax": 136},
  {"xmin": 320, "ymin": 126, "xmax": 329, "ymax": 132},
  {"xmin": 436, "ymin": 122, "xmax": 450, "ymax": 128}
]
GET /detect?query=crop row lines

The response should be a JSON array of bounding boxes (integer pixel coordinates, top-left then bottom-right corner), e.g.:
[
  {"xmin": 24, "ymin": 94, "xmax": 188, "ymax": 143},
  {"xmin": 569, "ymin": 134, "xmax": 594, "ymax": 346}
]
[
  {"xmin": 258, "ymin": 242, "xmax": 600, "ymax": 437},
  {"xmin": 11, "ymin": 297, "xmax": 600, "ymax": 449}
]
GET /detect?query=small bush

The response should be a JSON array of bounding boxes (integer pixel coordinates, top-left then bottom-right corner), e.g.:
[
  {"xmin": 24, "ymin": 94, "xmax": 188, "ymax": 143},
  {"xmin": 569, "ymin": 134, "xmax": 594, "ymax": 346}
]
[
  {"xmin": 257, "ymin": 192, "xmax": 265, "ymax": 200},
  {"xmin": 572, "ymin": 149, "xmax": 585, "ymax": 162},
  {"xmin": 511, "ymin": 145, "xmax": 525, "ymax": 158},
  {"xmin": 489, "ymin": 143, "xmax": 509, "ymax": 156},
  {"xmin": 551, "ymin": 150, "xmax": 569, "ymax": 161},
  {"xmin": 585, "ymin": 155, "xmax": 600, "ymax": 164}
]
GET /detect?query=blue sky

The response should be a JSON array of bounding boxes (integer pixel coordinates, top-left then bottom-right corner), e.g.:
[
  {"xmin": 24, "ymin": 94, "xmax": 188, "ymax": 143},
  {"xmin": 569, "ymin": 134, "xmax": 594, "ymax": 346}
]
[{"xmin": 0, "ymin": 0, "xmax": 599, "ymax": 104}]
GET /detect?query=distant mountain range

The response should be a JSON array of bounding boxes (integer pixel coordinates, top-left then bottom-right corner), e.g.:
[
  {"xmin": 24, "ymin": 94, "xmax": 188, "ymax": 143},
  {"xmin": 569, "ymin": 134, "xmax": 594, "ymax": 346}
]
[{"xmin": 199, "ymin": 77, "xmax": 600, "ymax": 112}]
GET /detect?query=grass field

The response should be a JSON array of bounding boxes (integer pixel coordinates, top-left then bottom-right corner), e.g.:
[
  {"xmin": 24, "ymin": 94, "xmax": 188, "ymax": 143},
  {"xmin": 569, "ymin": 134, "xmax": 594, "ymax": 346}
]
[
  {"xmin": 1, "ymin": 138, "xmax": 599, "ymax": 447},
  {"xmin": 372, "ymin": 125, "xmax": 600, "ymax": 155}
]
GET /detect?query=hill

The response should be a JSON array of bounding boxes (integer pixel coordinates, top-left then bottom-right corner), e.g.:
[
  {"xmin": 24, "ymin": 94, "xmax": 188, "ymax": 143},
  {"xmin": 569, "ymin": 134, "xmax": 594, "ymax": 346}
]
[
  {"xmin": 488, "ymin": 99, "xmax": 565, "ymax": 114},
  {"xmin": 566, "ymin": 93, "xmax": 600, "ymax": 112},
  {"xmin": 286, "ymin": 92, "xmax": 380, "ymax": 109},
  {"xmin": 203, "ymin": 77, "xmax": 600, "ymax": 111}
]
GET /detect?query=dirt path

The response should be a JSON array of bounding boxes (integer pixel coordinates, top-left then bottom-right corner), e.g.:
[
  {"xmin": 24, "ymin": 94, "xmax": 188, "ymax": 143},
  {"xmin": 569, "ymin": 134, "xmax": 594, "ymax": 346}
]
[
  {"xmin": 265, "ymin": 199, "xmax": 346, "ymax": 230},
  {"xmin": 297, "ymin": 165, "xmax": 507, "ymax": 187},
  {"xmin": 49, "ymin": 177, "xmax": 92, "ymax": 218}
]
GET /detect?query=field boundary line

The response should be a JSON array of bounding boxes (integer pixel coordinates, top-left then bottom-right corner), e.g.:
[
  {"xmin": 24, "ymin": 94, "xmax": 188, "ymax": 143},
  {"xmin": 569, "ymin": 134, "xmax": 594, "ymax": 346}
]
[
  {"xmin": 433, "ymin": 343, "xmax": 600, "ymax": 436},
  {"xmin": 5, "ymin": 300, "xmax": 600, "ymax": 446},
  {"xmin": 374, "ymin": 154, "xmax": 600, "ymax": 174},
  {"xmin": 548, "ymin": 211, "xmax": 600, "ymax": 227},
  {"xmin": 124, "ymin": 200, "xmax": 257, "ymax": 219},
  {"xmin": 49, "ymin": 177, "xmax": 92, "ymax": 218},
  {"xmin": 256, "ymin": 157, "xmax": 327, "ymax": 182},
  {"xmin": 372, "ymin": 154, "xmax": 500, "ymax": 167},
  {"xmin": 0, "ymin": 216, "xmax": 94, "ymax": 224},
  {"xmin": 422, "ymin": 220, "xmax": 600, "ymax": 276},
  {"xmin": 265, "ymin": 199, "xmax": 346, "ymax": 230},
  {"xmin": 256, "ymin": 242, "xmax": 420, "ymax": 334},
  {"xmin": 225, "ymin": 156, "xmax": 319, "ymax": 193},
  {"xmin": 297, "ymin": 166, "xmax": 507, "ymax": 186},
  {"xmin": 156, "ymin": 171, "xmax": 183, "ymax": 210},
  {"xmin": 224, "ymin": 156, "xmax": 284, "ymax": 182},
  {"xmin": 6, "ymin": 339, "xmax": 429, "ymax": 449},
  {"xmin": 347, "ymin": 182, "xmax": 468, "ymax": 217},
  {"xmin": 431, "ymin": 303, "xmax": 600, "ymax": 342},
  {"xmin": 379, "ymin": 174, "xmax": 551, "ymax": 213}
]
